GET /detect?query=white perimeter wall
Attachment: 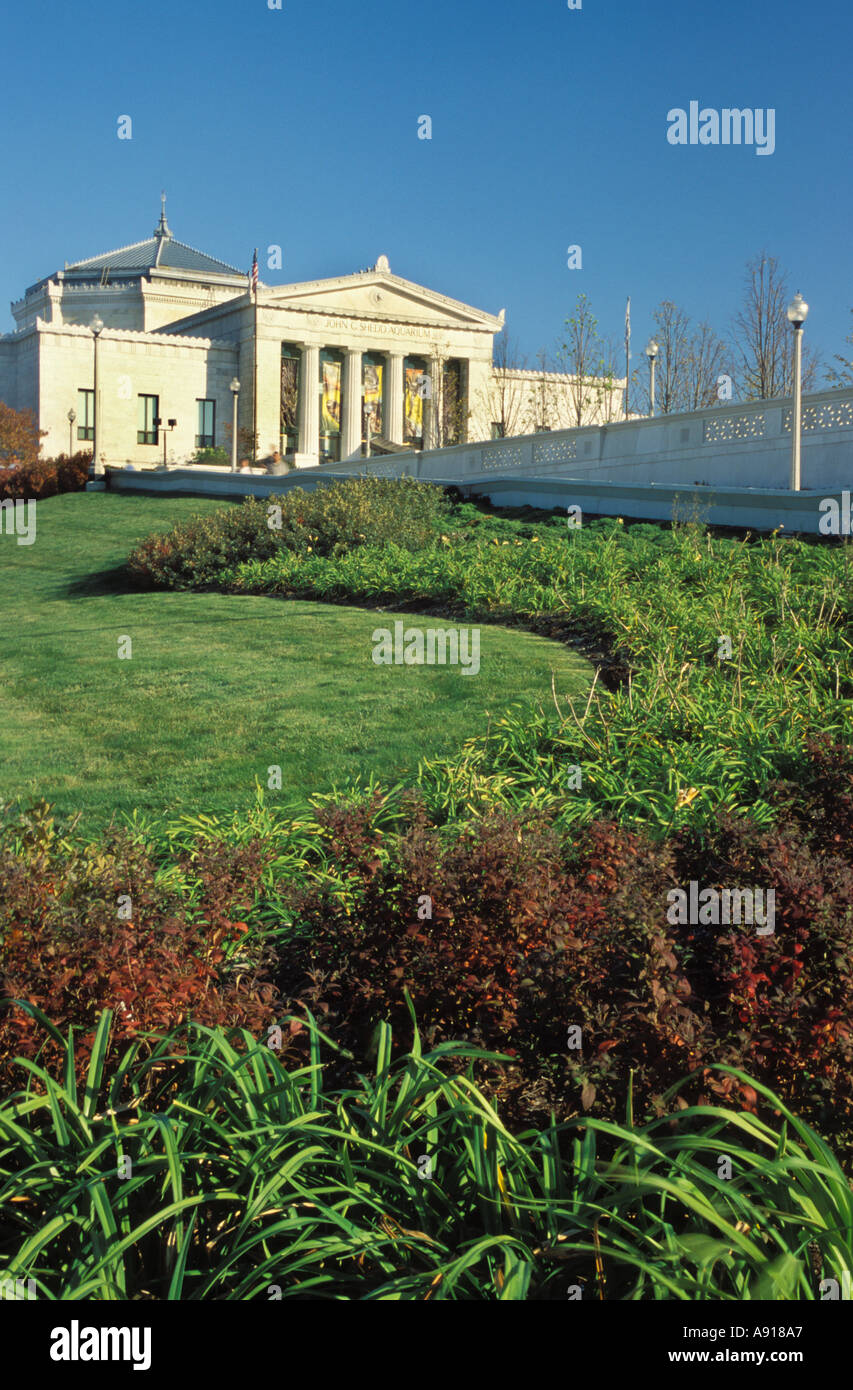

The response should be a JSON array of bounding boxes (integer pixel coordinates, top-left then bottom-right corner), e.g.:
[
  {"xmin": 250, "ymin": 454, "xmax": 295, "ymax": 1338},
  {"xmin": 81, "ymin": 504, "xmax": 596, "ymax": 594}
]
[{"xmin": 330, "ymin": 388, "xmax": 853, "ymax": 494}]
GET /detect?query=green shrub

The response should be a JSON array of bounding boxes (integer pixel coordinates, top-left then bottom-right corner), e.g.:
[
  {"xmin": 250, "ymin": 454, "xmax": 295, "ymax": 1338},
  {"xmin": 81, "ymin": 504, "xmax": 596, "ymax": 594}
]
[
  {"xmin": 127, "ymin": 497, "xmax": 280, "ymax": 589},
  {"xmin": 190, "ymin": 446, "xmax": 230, "ymax": 467},
  {"xmin": 127, "ymin": 476, "xmax": 451, "ymax": 588}
]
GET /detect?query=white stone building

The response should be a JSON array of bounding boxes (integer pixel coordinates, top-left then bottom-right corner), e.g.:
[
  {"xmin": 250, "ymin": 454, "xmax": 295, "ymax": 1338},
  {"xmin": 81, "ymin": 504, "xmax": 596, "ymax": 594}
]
[{"xmin": 0, "ymin": 205, "xmax": 625, "ymax": 469}]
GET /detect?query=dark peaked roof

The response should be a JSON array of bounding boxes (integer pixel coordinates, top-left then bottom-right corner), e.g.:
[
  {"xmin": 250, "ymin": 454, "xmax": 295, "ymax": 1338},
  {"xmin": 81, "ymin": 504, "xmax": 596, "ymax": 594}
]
[
  {"xmin": 64, "ymin": 200, "xmax": 243, "ymax": 278},
  {"xmin": 66, "ymin": 239, "xmax": 242, "ymax": 276}
]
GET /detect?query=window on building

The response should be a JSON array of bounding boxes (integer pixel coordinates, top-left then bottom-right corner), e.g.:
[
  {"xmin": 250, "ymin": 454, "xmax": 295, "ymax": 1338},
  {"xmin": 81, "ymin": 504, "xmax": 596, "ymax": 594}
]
[
  {"xmin": 403, "ymin": 356, "xmax": 428, "ymax": 445},
  {"xmin": 137, "ymin": 394, "xmax": 159, "ymax": 445},
  {"xmin": 442, "ymin": 359, "xmax": 464, "ymax": 446},
  {"xmin": 361, "ymin": 354, "xmax": 385, "ymax": 454},
  {"xmin": 196, "ymin": 399, "xmax": 215, "ymax": 448},
  {"xmin": 77, "ymin": 389, "xmax": 94, "ymax": 441},
  {"xmin": 319, "ymin": 348, "xmax": 343, "ymax": 463},
  {"xmin": 491, "ymin": 422, "xmax": 505, "ymax": 440},
  {"xmin": 280, "ymin": 344, "xmax": 301, "ymax": 455}
]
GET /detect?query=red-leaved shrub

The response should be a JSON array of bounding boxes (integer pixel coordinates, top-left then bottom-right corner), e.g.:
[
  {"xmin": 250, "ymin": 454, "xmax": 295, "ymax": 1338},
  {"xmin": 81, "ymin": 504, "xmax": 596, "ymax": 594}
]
[
  {"xmin": 0, "ymin": 816, "xmax": 280, "ymax": 1094},
  {"xmin": 275, "ymin": 777, "xmax": 853, "ymax": 1140},
  {"xmin": 0, "ymin": 451, "xmax": 91, "ymax": 501}
]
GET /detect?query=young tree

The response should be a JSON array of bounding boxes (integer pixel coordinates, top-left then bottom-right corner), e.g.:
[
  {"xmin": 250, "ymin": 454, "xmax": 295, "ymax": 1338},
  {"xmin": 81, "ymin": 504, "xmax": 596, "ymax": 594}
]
[
  {"xmin": 0, "ymin": 402, "xmax": 46, "ymax": 468},
  {"xmin": 559, "ymin": 294, "xmax": 606, "ymax": 426},
  {"xmin": 588, "ymin": 334, "xmax": 625, "ymax": 423},
  {"xmin": 527, "ymin": 347, "xmax": 563, "ymax": 432},
  {"xmin": 732, "ymin": 251, "xmax": 819, "ymax": 400},
  {"xmin": 223, "ymin": 418, "xmax": 257, "ymax": 461},
  {"xmin": 485, "ymin": 330, "xmax": 528, "ymax": 438}
]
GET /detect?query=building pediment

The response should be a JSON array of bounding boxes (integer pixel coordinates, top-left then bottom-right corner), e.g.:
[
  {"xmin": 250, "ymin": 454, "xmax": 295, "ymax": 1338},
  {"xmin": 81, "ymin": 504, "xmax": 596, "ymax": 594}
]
[{"xmin": 263, "ymin": 267, "xmax": 503, "ymax": 332}]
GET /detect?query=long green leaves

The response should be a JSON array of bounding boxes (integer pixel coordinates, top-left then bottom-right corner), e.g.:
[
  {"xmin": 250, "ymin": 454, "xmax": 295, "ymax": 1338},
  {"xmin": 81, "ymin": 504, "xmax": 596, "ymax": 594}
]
[{"xmin": 2, "ymin": 1015, "xmax": 851, "ymax": 1300}]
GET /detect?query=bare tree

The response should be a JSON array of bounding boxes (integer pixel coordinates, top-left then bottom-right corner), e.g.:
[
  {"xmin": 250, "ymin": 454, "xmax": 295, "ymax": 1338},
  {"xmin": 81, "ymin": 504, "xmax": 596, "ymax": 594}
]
[
  {"xmin": 636, "ymin": 303, "xmax": 732, "ymax": 414},
  {"xmin": 588, "ymin": 334, "xmax": 624, "ymax": 422},
  {"xmin": 732, "ymin": 251, "xmax": 819, "ymax": 400},
  {"xmin": 558, "ymin": 294, "xmax": 605, "ymax": 426},
  {"xmin": 685, "ymin": 320, "xmax": 732, "ymax": 410},
  {"xmin": 649, "ymin": 300, "xmax": 691, "ymax": 413},
  {"xmin": 527, "ymin": 347, "xmax": 564, "ymax": 431},
  {"xmin": 485, "ymin": 330, "xmax": 528, "ymax": 437},
  {"xmin": 824, "ymin": 310, "xmax": 853, "ymax": 388}
]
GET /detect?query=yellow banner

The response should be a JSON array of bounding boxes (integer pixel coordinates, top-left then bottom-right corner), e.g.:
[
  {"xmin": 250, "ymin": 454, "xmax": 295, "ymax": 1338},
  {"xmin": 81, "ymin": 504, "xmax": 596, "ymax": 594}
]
[
  {"xmin": 404, "ymin": 366, "xmax": 424, "ymax": 440},
  {"xmin": 321, "ymin": 360, "xmax": 341, "ymax": 434},
  {"xmin": 363, "ymin": 362, "xmax": 383, "ymax": 435}
]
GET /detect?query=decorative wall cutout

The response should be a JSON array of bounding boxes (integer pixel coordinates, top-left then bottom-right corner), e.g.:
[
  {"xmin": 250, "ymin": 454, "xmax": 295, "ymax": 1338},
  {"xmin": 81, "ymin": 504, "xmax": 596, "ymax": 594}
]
[
  {"xmin": 482, "ymin": 445, "xmax": 525, "ymax": 471},
  {"xmin": 703, "ymin": 412, "xmax": 766, "ymax": 443},
  {"xmin": 533, "ymin": 437, "xmax": 577, "ymax": 465},
  {"xmin": 782, "ymin": 400, "xmax": 853, "ymax": 432}
]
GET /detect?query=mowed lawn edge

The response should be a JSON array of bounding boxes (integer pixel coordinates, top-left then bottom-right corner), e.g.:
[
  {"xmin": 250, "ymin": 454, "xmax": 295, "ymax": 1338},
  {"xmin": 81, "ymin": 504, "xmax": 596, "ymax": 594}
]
[{"xmin": 0, "ymin": 493, "xmax": 592, "ymax": 828}]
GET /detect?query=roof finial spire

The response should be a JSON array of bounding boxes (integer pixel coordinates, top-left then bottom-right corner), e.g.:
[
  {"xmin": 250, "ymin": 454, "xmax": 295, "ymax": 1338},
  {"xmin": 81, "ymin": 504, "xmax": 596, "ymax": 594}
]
[{"xmin": 155, "ymin": 191, "xmax": 172, "ymax": 240}]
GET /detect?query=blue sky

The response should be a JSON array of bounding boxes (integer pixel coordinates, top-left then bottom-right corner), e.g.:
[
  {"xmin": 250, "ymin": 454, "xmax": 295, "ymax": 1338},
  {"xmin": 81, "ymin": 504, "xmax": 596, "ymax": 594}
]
[{"xmin": 3, "ymin": 0, "xmax": 851, "ymax": 375}]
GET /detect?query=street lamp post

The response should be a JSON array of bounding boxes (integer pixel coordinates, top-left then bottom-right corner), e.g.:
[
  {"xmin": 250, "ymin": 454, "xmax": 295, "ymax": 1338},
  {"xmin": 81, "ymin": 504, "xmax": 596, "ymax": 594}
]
[
  {"xmin": 230, "ymin": 378, "xmax": 241, "ymax": 472},
  {"xmin": 91, "ymin": 315, "xmax": 104, "ymax": 476},
  {"xmin": 645, "ymin": 339, "xmax": 659, "ymax": 417},
  {"xmin": 67, "ymin": 408, "xmax": 76, "ymax": 457},
  {"xmin": 154, "ymin": 417, "xmax": 178, "ymax": 467},
  {"xmin": 787, "ymin": 292, "xmax": 809, "ymax": 491}
]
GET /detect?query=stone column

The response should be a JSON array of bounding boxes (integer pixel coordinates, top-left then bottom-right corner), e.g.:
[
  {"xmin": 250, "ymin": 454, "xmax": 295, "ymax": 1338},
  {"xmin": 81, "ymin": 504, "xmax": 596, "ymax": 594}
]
[
  {"xmin": 342, "ymin": 348, "xmax": 363, "ymax": 459},
  {"xmin": 387, "ymin": 352, "xmax": 405, "ymax": 444},
  {"xmin": 459, "ymin": 359, "xmax": 470, "ymax": 444},
  {"xmin": 255, "ymin": 333, "xmax": 284, "ymax": 462},
  {"xmin": 424, "ymin": 355, "xmax": 443, "ymax": 450},
  {"xmin": 298, "ymin": 344, "xmax": 320, "ymax": 462}
]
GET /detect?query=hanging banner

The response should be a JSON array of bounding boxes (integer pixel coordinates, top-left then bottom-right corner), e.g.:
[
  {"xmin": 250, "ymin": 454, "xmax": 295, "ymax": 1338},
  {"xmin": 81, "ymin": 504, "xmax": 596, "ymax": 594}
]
[
  {"xmin": 321, "ymin": 359, "xmax": 341, "ymax": 434},
  {"xmin": 280, "ymin": 357, "xmax": 299, "ymax": 433},
  {"xmin": 404, "ymin": 366, "xmax": 425, "ymax": 440},
  {"xmin": 363, "ymin": 361, "xmax": 383, "ymax": 436}
]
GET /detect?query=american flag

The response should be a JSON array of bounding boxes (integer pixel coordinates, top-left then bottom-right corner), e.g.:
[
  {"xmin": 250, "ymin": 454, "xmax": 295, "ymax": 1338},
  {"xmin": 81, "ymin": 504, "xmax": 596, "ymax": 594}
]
[{"xmin": 250, "ymin": 248, "xmax": 258, "ymax": 295}]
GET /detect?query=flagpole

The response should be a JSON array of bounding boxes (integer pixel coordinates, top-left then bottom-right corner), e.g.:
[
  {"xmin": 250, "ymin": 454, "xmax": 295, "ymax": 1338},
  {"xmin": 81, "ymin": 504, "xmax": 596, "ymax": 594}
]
[
  {"xmin": 252, "ymin": 248, "xmax": 258, "ymax": 465},
  {"xmin": 625, "ymin": 296, "xmax": 631, "ymax": 420}
]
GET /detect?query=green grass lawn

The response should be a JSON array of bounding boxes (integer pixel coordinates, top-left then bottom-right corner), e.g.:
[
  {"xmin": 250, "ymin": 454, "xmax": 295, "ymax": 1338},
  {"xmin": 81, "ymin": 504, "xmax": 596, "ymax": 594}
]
[{"xmin": 0, "ymin": 493, "xmax": 591, "ymax": 828}]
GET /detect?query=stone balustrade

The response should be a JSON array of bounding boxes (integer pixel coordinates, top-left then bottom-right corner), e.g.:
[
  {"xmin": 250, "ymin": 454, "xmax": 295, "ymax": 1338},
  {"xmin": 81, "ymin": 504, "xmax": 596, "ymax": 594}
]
[{"xmin": 324, "ymin": 386, "xmax": 853, "ymax": 494}]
